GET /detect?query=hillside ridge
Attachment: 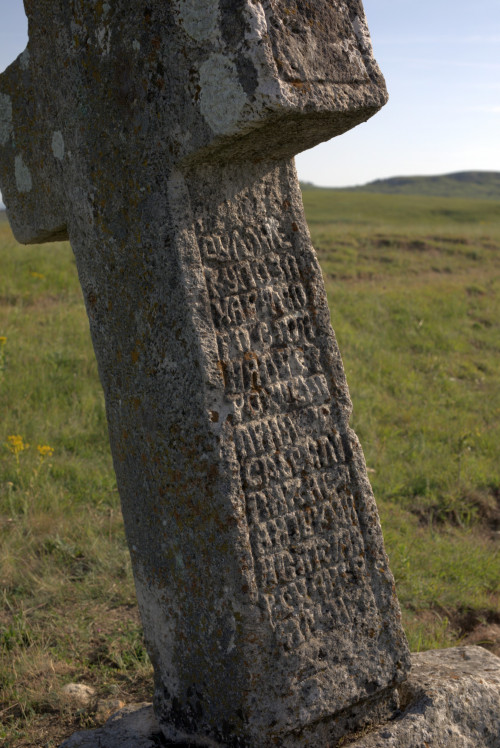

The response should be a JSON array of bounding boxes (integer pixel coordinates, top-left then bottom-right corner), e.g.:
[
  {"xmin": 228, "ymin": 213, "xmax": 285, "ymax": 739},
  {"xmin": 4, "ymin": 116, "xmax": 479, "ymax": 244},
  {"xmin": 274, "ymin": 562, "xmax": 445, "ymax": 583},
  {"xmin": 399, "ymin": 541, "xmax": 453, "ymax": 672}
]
[{"xmin": 301, "ymin": 171, "xmax": 500, "ymax": 200}]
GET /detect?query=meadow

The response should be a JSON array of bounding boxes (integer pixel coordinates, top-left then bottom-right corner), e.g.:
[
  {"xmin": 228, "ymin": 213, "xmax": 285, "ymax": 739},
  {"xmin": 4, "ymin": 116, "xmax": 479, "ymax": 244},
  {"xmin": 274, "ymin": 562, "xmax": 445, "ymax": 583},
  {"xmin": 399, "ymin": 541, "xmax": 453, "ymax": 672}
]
[{"xmin": 0, "ymin": 190, "xmax": 499, "ymax": 746}]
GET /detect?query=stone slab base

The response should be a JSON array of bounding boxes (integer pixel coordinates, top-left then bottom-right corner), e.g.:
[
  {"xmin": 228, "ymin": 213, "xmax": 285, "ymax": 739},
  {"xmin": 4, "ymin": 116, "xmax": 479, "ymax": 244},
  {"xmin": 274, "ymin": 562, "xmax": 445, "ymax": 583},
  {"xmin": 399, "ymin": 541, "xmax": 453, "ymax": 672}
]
[
  {"xmin": 346, "ymin": 646, "xmax": 500, "ymax": 747},
  {"xmin": 59, "ymin": 646, "xmax": 500, "ymax": 748}
]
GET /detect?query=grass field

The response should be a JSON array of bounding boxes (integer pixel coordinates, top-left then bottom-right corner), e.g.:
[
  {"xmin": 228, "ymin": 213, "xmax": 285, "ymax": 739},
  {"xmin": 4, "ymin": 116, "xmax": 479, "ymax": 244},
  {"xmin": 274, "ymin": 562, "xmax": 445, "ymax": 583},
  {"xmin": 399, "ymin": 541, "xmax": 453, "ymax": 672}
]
[{"xmin": 1, "ymin": 190, "xmax": 499, "ymax": 746}]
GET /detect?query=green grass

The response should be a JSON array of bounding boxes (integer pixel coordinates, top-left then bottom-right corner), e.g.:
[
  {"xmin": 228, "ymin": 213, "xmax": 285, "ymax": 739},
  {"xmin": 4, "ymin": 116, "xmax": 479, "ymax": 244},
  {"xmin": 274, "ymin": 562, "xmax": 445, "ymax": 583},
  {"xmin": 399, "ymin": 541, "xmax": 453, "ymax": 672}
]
[
  {"xmin": 0, "ymin": 223, "xmax": 149, "ymax": 746},
  {"xmin": 303, "ymin": 189, "xmax": 500, "ymax": 233},
  {"xmin": 1, "ymin": 192, "xmax": 499, "ymax": 744},
  {"xmin": 303, "ymin": 189, "xmax": 500, "ymax": 652},
  {"xmin": 303, "ymin": 191, "xmax": 500, "ymax": 518}
]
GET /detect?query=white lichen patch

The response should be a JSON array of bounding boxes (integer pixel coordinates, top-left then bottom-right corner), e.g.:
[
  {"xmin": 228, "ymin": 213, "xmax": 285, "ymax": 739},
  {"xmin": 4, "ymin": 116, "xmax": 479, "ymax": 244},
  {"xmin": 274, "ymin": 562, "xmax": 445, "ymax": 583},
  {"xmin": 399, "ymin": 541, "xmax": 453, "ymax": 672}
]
[
  {"xmin": 19, "ymin": 48, "xmax": 30, "ymax": 71},
  {"xmin": 0, "ymin": 93, "xmax": 13, "ymax": 146},
  {"xmin": 341, "ymin": 38, "xmax": 366, "ymax": 77},
  {"xmin": 14, "ymin": 154, "xmax": 32, "ymax": 193},
  {"xmin": 52, "ymin": 131, "xmax": 65, "ymax": 160},
  {"xmin": 177, "ymin": 0, "xmax": 220, "ymax": 43},
  {"xmin": 242, "ymin": 3, "xmax": 290, "ymax": 111},
  {"xmin": 199, "ymin": 54, "xmax": 247, "ymax": 135},
  {"xmin": 132, "ymin": 39, "xmax": 141, "ymax": 52},
  {"xmin": 96, "ymin": 25, "xmax": 112, "ymax": 55},
  {"xmin": 352, "ymin": 14, "xmax": 374, "ymax": 56},
  {"xmin": 244, "ymin": 1, "xmax": 268, "ymax": 42}
]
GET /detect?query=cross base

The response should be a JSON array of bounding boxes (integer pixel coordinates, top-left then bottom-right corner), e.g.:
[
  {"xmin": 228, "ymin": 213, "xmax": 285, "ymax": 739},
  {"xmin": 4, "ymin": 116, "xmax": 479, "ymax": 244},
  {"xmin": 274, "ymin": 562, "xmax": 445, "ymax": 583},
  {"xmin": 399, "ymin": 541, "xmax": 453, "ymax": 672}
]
[{"xmin": 59, "ymin": 647, "xmax": 500, "ymax": 748}]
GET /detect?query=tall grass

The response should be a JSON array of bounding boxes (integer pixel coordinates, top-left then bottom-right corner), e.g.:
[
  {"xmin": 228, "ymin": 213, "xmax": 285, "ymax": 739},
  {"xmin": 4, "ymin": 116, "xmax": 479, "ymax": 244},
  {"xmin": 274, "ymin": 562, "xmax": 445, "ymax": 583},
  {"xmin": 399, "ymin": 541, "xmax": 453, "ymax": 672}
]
[
  {"xmin": 303, "ymin": 191, "xmax": 500, "ymax": 651},
  {"xmin": 0, "ymin": 222, "xmax": 150, "ymax": 746}
]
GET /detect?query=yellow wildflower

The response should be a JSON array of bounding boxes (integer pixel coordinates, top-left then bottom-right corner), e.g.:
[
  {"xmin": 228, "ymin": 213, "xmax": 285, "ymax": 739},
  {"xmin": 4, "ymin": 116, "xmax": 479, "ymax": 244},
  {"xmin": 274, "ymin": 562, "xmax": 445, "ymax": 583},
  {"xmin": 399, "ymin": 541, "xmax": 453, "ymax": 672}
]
[
  {"xmin": 6, "ymin": 435, "xmax": 29, "ymax": 455},
  {"xmin": 37, "ymin": 444, "xmax": 54, "ymax": 458},
  {"xmin": 0, "ymin": 336, "xmax": 6, "ymax": 345},
  {"xmin": 30, "ymin": 271, "xmax": 45, "ymax": 279}
]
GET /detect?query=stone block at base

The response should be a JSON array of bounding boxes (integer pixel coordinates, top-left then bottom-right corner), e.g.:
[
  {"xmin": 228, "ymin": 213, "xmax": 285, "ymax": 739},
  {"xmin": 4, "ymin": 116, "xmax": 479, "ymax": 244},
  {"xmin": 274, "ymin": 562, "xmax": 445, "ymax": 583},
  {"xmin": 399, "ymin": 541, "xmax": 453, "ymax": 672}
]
[
  {"xmin": 349, "ymin": 646, "xmax": 500, "ymax": 748},
  {"xmin": 59, "ymin": 704, "xmax": 162, "ymax": 748},
  {"xmin": 59, "ymin": 647, "xmax": 500, "ymax": 748}
]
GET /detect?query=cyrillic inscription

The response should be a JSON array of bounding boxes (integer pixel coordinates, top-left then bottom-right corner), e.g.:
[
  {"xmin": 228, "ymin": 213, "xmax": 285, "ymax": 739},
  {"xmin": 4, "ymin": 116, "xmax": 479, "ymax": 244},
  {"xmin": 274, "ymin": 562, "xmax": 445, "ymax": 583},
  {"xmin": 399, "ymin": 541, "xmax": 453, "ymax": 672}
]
[{"xmin": 196, "ymin": 217, "xmax": 381, "ymax": 652}]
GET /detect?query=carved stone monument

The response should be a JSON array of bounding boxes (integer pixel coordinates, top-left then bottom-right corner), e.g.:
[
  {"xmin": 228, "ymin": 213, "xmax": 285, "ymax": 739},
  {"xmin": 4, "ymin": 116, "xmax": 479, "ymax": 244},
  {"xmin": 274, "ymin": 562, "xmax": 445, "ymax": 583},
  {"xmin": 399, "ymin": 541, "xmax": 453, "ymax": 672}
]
[{"xmin": 0, "ymin": 2, "xmax": 413, "ymax": 745}]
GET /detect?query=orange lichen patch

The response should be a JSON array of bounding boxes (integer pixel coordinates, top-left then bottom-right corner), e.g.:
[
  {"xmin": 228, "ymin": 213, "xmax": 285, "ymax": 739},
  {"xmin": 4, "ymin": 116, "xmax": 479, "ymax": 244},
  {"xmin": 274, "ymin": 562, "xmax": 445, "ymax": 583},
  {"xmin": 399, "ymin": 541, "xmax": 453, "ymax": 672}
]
[{"xmin": 289, "ymin": 80, "xmax": 309, "ymax": 91}]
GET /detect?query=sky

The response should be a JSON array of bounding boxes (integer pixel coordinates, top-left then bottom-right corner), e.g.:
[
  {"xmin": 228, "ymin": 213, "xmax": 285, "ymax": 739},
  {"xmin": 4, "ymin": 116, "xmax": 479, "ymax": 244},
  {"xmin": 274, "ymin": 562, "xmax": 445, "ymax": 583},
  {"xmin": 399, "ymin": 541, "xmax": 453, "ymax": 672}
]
[{"xmin": 0, "ymin": 0, "xmax": 499, "ymax": 190}]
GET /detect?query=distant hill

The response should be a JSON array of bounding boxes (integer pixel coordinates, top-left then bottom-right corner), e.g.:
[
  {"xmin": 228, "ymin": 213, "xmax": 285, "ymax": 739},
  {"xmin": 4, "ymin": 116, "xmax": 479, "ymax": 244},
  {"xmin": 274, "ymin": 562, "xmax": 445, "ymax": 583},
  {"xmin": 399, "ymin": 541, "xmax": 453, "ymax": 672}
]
[{"xmin": 301, "ymin": 172, "xmax": 500, "ymax": 200}]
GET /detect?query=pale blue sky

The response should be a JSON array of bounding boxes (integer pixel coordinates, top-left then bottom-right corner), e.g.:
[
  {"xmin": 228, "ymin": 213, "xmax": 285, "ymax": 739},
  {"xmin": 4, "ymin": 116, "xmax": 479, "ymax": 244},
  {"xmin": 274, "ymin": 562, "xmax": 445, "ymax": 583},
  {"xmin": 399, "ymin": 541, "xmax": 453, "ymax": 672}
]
[{"xmin": 0, "ymin": 0, "xmax": 499, "ymax": 189}]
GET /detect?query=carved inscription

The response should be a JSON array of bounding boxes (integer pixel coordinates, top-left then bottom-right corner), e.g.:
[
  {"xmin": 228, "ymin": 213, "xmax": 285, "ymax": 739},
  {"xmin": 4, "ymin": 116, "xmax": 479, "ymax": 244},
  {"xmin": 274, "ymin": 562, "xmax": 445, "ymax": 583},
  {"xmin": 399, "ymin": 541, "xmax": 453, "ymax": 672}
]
[{"xmin": 196, "ymin": 214, "xmax": 381, "ymax": 651}]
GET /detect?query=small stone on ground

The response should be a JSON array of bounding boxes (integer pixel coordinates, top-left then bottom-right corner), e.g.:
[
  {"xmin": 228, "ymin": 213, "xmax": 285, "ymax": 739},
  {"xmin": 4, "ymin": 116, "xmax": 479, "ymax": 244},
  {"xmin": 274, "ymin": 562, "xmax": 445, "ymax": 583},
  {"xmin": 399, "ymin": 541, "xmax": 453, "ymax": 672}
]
[{"xmin": 61, "ymin": 683, "xmax": 96, "ymax": 707}]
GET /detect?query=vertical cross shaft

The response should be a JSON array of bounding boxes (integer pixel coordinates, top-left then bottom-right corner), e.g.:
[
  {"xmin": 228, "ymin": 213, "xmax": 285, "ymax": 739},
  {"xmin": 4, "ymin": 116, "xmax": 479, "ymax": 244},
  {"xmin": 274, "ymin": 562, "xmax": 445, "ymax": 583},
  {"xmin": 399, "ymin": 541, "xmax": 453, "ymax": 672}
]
[{"xmin": 0, "ymin": 2, "xmax": 410, "ymax": 745}]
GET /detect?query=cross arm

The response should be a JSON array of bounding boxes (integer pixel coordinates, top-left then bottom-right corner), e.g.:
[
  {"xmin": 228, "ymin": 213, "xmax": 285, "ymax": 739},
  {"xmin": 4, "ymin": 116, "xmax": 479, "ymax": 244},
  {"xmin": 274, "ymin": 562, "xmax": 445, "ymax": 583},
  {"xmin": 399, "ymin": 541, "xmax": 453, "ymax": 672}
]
[
  {"xmin": 0, "ymin": 1, "xmax": 387, "ymax": 245},
  {"xmin": 175, "ymin": 0, "xmax": 389, "ymax": 164},
  {"xmin": 0, "ymin": 51, "xmax": 68, "ymax": 244}
]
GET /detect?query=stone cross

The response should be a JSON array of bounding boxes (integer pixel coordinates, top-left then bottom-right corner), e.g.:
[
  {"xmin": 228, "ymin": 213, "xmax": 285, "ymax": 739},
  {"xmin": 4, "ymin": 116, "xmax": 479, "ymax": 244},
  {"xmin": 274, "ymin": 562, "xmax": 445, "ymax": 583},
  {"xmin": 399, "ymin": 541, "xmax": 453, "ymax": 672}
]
[{"xmin": 0, "ymin": 2, "xmax": 410, "ymax": 745}]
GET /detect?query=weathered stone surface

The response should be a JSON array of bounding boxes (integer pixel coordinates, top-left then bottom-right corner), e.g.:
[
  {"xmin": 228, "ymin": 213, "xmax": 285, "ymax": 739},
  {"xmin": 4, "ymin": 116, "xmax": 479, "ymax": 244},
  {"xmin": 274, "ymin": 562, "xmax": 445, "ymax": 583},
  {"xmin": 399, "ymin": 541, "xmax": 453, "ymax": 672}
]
[
  {"xmin": 95, "ymin": 697, "xmax": 127, "ymax": 723},
  {"xmin": 59, "ymin": 703, "xmax": 161, "ymax": 748},
  {"xmin": 349, "ymin": 646, "xmax": 500, "ymax": 747},
  {"xmin": 1, "ymin": 2, "xmax": 410, "ymax": 746},
  {"xmin": 58, "ymin": 647, "xmax": 500, "ymax": 748}
]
